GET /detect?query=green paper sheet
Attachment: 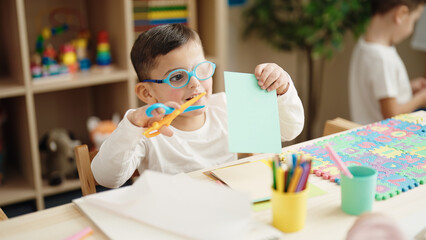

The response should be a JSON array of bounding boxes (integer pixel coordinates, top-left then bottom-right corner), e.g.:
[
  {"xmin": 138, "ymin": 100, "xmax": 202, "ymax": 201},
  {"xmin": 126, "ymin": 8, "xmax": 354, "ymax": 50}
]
[{"xmin": 224, "ymin": 71, "xmax": 282, "ymax": 154}]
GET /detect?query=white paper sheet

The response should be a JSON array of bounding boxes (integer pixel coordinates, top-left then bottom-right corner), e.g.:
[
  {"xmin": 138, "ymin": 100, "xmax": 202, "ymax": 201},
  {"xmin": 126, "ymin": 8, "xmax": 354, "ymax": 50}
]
[{"xmin": 74, "ymin": 170, "xmax": 254, "ymax": 240}]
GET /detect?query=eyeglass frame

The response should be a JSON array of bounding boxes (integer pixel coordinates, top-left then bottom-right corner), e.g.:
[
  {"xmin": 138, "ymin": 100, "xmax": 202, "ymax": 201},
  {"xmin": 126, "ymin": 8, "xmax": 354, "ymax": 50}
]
[{"xmin": 140, "ymin": 61, "xmax": 216, "ymax": 89}]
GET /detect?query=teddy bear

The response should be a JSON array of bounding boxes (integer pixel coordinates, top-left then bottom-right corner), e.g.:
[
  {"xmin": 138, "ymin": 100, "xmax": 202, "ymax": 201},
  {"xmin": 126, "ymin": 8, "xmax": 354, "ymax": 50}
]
[{"xmin": 39, "ymin": 128, "xmax": 81, "ymax": 186}]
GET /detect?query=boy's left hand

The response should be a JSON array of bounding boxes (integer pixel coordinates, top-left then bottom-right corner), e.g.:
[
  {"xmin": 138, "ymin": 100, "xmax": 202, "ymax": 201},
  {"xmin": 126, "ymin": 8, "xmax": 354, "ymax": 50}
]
[
  {"xmin": 411, "ymin": 77, "xmax": 426, "ymax": 94},
  {"xmin": 255, "ymin": 63, "xmax": 290, "ymax": 95}
]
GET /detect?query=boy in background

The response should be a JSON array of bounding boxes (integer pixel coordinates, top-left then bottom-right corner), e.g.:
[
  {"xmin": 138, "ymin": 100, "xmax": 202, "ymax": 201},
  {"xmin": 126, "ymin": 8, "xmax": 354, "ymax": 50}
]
[
  {"xmin": 349, "ymin": 0, "xmax": 426, "ymax": 125},
  {"xmin": 91, "ymin": 24, "xmax": 304, "ymax": 188}
]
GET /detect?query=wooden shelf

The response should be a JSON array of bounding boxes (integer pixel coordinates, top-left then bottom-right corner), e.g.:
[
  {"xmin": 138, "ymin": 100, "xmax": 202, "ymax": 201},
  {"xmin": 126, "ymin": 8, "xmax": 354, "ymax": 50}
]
[
  {"xmin": 0, "ymin": 79, "xmax": 26, "ymax": 99},
  {"xmin": 0, "ymin": 176, "xmax": 36, "ymax": 206},
  {"xmin": 42, "ymin": 179, "xmax": 82, "ymax": 197},
  {"xmin": 0, "ymin": 0, "xmax": 228, "ymax": 211},
  {"xmin": 0, "ymin": 0, "xmax": 137, "ymax": 210},
  {"xmin": 32, "ymin": 68, "xmax": 130, "ymax": 94},
  {"xmin": 196, "ymin": 0, "xmax": 228, "ymax": 93}
]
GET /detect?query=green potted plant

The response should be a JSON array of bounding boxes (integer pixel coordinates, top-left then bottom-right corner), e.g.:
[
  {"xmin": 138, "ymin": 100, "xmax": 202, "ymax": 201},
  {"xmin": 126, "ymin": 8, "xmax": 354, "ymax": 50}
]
[{"xmin": 243, "ymin": 0, "xmax": 370, "ymax": 139}]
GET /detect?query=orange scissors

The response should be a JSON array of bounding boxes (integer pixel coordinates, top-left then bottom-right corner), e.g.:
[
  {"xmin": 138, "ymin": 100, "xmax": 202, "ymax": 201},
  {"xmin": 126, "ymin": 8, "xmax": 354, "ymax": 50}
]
[{"xmin": 143, "ymin": 92, "xmax": 206, "ymax": 138}]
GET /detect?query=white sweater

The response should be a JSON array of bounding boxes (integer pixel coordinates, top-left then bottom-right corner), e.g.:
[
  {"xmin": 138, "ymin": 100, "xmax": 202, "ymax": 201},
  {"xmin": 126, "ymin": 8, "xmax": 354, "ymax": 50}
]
[{"xmin": 92, "ymin": 82, "xmax": 304, "ymax": 188}]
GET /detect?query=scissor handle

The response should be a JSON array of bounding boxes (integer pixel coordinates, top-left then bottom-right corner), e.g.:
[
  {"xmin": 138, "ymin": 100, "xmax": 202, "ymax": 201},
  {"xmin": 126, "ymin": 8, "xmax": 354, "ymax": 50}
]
[
  {"xmin": 143, "ymin": 92, "xmax": 205, "ymax": 138},
  {"xmin": 145, "ymin": 103, "xmax": 173, "ymax": 117},
  {"xmin": 143, "ymin": 110, "xmax": 181, "ymax": 138},
  {"xmin": 143, "ymin": 122, "xmax": 162, "ymax": 138}
]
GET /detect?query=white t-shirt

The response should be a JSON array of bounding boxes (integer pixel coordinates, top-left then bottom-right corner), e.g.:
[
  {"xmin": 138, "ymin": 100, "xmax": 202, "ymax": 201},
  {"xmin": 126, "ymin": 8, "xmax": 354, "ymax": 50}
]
[
  {"xmin": 92, "ymin": 82, "xmax": 304, "ymax": 188},
  {"xmin": 349, "ymin": 37, "xmax": 412, "ymax": 125}
]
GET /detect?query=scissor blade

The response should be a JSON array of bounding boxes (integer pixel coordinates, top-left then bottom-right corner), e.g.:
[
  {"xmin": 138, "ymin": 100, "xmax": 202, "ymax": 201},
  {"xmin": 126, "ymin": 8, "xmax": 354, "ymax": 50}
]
[
  {"xmin": 179, "ymin": 92, "xmax": 206, "ymax": 113},
  {"xmin": 183, "ymin": 105, "xmax": 205, "ymax": 113}
]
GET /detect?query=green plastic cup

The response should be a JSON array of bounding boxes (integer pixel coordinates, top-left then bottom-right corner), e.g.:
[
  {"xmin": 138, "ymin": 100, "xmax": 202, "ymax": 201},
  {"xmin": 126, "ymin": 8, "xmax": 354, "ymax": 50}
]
[{"xmin": 341, "ymin": 166, "xmax": 377, "ymax": 215}]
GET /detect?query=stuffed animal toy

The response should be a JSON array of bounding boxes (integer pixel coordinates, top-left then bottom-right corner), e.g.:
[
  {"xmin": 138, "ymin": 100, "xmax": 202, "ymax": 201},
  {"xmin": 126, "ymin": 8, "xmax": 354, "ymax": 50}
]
[
  {"xmin": 87, "ymin": 113, "xmax": 120, "ymax": 151},
  {"xmin": 39, "ymin": 128, "xmax": 81, "ymax": 186}
]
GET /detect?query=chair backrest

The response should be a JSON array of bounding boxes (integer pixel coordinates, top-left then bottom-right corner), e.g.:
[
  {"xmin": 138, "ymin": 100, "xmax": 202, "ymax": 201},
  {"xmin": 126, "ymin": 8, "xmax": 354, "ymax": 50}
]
[
  {"xmin": 74, "ymin": 144, "xmax": 97, "ymax": 196},
  {"xmin": 74, "ymin": 144, "xmax": 139, "ymax": 196},
  {"xmin": 0, "ymin": 208, "xmax": 8, "ymax": 221},
  {"xmin": 323, "ymin": 117, "xmax": 362, "ymax": 136}
]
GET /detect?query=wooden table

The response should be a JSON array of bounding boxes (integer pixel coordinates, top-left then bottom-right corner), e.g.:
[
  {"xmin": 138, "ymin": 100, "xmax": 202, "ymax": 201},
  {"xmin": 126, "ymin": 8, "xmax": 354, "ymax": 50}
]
[
  {"xmin": 186, "ymin": 150, "xmax": 426, "ymax": 239},
  {"xmin": 0, "ymin": 203, "xmax": 107, "ymax": 240},
  {"xmin": 1, "ymin": 128, "xmax": 425, "ymax": 239}
]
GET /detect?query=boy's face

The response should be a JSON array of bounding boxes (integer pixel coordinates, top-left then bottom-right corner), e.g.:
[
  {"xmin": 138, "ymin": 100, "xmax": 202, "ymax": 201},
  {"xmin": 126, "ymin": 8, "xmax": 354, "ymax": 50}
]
[
  {"xmin": 393, "ymin": 4, "xmax": 424, "ymax": 44},
  {"xmin": 142, "ymin": 40, "xmax": 212, "ymax": 117}
]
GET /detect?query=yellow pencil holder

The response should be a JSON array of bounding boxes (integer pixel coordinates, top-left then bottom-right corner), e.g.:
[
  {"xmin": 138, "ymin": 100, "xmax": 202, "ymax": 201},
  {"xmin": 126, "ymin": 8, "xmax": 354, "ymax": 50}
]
[{"xmin": 271, "ymin": 187, "xmax": 308, "ymax": 233}]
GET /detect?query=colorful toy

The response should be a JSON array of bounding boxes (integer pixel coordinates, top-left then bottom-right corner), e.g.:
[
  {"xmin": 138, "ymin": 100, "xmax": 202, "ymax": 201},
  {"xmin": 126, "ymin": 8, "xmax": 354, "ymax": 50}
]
[
  {"xmin": 39, "ymin": 128, "xmax": 81, "ymax": 186},
  {"xmin": 36, "ymin": 24, "xmax": 70, "ymax": 54},
  {"xmin": 74, "ymin": 38, "xmax": 91, "ymax": 70},
  {"xmin": 87, "ymin": 113, "xmax": 120, "ymax": 150},
  {"xmin": 290, "ymin": 114, "xmax": 426, "ymax": 201},
  {"xmin": 60, "ymin": 43, "xmax": 78, "ymax": 73},
  {"xmin": 96, "ymin": 30, "xmax": 112, "ymax": 66},
  {"xmin": 30, "ymin": 53, "xmax": 43, "ymax": 78},
  {"xmin": 32, "ymin": 8, "xmax": 92, "ymax": 79},
  {"xmin": 41, "ymin": 43, "xmax": 61, "ymax": 76}
]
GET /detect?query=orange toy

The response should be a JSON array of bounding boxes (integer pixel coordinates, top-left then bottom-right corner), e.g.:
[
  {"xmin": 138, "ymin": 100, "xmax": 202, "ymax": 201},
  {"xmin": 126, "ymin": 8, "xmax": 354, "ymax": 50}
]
[{"xmin": 87, "ymin": 113, "xmax": 120, "ymax": 150}]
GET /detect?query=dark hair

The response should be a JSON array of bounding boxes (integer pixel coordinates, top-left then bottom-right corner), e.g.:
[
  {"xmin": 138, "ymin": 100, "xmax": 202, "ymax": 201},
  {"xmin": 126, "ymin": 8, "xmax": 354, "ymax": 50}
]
[
  {"xmin": 130, "ymin": 24, "xmax": 202, "ymax": 81},
  {"xmin": 371, "ymin": 0, "xmax": 426, "ymax": 15}
]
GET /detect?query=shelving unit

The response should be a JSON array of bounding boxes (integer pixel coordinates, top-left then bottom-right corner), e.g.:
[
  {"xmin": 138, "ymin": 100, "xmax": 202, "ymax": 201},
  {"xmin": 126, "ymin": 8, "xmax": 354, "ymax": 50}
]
[
  {"xmin": 0, "ymin": 0, "xmax": 138, "ymax": 210},
  {"xmin": 196, "ymin": 0, "xmax": 228, "ymax": 93},
  {"xmin": 0, "ymin": 0, "xmax": 228, "ymax": 211}
]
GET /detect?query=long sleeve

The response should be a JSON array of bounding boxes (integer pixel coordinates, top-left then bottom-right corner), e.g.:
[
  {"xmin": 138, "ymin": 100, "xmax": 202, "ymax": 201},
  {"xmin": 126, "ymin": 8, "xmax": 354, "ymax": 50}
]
[
  {"xmin": 91, "ymin": 109, "xmax": 145, "ymax": 188},
  {"xmin": 277, "ymin": 79, "xmax": 305, "ymax": 141}
]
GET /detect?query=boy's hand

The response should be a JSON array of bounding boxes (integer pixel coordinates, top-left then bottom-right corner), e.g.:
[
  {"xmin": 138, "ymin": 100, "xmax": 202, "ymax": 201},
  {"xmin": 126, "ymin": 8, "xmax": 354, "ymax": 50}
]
[
  {"xmin": 411, "ymin": 77, "xmax": 426, "ymax": 94},
  {"xmin": 255, "ymin": 63, "xmax": 290, "ymax": 95},
  {"xmin": 127, "ymin": 102, "xmax": 181, "ymax": 137}
]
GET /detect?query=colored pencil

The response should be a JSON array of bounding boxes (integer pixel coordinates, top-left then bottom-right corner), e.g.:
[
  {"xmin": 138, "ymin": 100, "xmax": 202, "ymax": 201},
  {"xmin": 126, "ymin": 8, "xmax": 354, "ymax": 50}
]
[{"xmin": 325, "ymin": 143, "xmax": 353, "ymax": 178}]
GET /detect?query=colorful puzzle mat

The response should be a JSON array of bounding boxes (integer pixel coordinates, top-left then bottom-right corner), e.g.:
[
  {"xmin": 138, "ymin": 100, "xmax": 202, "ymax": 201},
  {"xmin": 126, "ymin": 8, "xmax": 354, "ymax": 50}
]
[{"xmin": 293, "ymin": 114, "xmax": 426, "ymax": 201}]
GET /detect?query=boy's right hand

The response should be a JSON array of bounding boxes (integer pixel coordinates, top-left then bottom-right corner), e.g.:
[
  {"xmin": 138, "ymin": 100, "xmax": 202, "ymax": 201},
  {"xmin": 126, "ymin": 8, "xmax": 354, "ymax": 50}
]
[{"xmin": 127, "ymin": 102, "xmax": 181, "ymax": 137}]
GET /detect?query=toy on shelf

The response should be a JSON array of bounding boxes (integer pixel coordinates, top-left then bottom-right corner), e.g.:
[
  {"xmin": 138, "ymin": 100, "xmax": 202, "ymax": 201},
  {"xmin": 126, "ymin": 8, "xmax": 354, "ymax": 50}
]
[
  {"xmin": 87, "ymin": 113, "xmax": 120, "ymax": 151},
  {"xmin": 41, "ymin": 43, "xmax": 63, "ymax": 76},
  {"xmin": 36, "ymin": 24, "xmax": 70, "ymax": 55},
  {"xmin": 39, "ymin": 128, "xmax": 81, "ymax": 186},
  {"xmin": 96, "ymin": 30, "xmax": 112, "ymax": 66},
  {"xmin": 31, "ymin": 8, "xmax": 93, "ymax": 80},
  {"xmin": 60, "ymin": 43, "xmax": 78, "ymax": 73},
  {"xmin": 37, "ymin": 25, "xmax": 69, "ymax": 76},
  {"xmin": 33, "ymin": 24, "xmax": 74, "ymax": 79},
  {"xmin": 30, "ymin": 53, "xmax": 43, "ymax": 78},
  {"xmin": 74, "ymin": 38, "xmax": 91, "ymax": 71}
]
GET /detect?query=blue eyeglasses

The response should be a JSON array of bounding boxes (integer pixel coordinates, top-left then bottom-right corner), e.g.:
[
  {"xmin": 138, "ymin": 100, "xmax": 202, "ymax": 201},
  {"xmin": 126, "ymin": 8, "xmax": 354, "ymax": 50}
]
[{"xmin": 141, "ymin": 61, "xmax": 216, "ymax": 89}]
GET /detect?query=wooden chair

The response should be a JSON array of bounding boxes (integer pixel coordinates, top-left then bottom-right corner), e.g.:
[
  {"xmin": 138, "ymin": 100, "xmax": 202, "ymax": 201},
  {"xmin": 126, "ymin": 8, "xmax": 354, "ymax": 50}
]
[
  {"xmin": 0, "ymin": 208, "xmax": 8, "ymax": 221},
  {"xmin": 323, "ymin": 117, "xmax": 362, "ymax": 136},
  {"xmin": 74, "ymin": 144, "xmax": 139, "ymax": 196},
  {"xmin": 74, "ymin": 145, "xmax": 98, "ymax": 196}
]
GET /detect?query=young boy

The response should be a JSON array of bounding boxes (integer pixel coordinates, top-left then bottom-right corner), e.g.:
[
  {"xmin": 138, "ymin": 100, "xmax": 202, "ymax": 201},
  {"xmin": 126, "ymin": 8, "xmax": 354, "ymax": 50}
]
[
  {"xmin": 91, "ymin": 24, "xmax": 304, "ymax": 188},
  {"xmin": 349, "ymin": 0, "xmax": 426, "ymax": 125}
]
